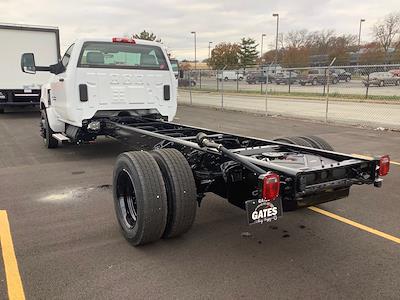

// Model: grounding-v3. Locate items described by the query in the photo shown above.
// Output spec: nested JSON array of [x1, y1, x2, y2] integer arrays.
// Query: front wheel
[[40, 110, 58, 148]]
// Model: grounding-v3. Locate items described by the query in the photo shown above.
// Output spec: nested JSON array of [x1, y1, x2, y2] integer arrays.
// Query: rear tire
[[273, 137, 313, 147], [0, 108, 4, 114], [274, 136, 334, 151], [41, 110, 58, 149], [151, 149, 197, 239], [304, 136, 335, 151], [113, 151, 168, 246]]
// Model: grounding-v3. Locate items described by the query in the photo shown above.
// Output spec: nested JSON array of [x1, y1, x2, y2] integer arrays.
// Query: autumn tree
[[373, 13, 400, 62], [133, 30, 161, 42], [208, 42, 240, 70]]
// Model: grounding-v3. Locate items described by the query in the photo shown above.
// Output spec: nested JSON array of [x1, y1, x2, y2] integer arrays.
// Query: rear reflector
[[112, 37, 136, 44], [262, 172, 280, 201], [379, 155, 390, 176]]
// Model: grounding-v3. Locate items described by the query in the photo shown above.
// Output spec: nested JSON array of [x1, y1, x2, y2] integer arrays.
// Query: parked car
[[299, 69, 339, 85], [389, 69, 400, 77], [274, 71, 298, 85], [363, 72, 400, 87], [178, 78, 196, 87], [217, 71, 244, 81], [246, 72, 267, 84], [331, 69, 351, 82]]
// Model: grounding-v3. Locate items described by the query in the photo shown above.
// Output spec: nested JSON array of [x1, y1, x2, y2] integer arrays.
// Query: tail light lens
[[379, 155, 390, 176], [112, 37, 136, 44], [262, 172, 280, 201]]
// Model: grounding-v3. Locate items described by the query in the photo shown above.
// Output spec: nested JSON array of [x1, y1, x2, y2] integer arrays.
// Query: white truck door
[[51, 44, 74, 121]]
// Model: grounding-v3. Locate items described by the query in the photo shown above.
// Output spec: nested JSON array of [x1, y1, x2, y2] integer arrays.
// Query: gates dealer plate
[[245, 198, 283, 225]]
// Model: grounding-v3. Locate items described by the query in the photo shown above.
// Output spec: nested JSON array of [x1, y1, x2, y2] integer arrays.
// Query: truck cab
[[21, 37, 177, 147]]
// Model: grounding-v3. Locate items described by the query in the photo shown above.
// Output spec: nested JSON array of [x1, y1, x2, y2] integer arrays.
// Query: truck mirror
[[21, 53, 36, 74]]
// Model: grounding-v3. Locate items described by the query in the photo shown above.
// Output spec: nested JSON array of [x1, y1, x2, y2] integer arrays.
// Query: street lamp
[[208, 41, 213, 60], [272, 13, 279, 64], [358, 19, 365, 51], [260, 33, 266, 59], [191, 31, 197, 70]]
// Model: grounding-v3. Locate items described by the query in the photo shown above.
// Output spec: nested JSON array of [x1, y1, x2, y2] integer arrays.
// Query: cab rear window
[[78, 42, 169, 71]]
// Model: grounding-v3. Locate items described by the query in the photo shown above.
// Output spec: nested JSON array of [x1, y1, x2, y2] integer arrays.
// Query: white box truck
[[0, 23, 60, 113]]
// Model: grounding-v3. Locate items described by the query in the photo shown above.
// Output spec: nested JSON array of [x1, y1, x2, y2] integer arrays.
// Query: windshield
[[78, 42, 169, 70]]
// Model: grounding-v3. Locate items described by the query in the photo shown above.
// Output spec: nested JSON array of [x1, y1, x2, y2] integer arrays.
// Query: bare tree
[[285, 29, 309, 48], [373, 13, 400, 56]]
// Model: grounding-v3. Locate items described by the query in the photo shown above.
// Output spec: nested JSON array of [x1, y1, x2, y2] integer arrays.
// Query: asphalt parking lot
[[195, 78, 400, 97], [0, 106, 399, 299]]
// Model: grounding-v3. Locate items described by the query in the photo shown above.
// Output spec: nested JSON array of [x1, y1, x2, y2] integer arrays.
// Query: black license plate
[[245, 198, 283, 225]]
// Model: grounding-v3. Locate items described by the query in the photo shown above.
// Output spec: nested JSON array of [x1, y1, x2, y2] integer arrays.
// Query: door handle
[[59, 78, 64, 82]]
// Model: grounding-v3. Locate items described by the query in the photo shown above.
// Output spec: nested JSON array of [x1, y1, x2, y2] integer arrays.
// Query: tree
[[208, 42, 240, 70], [373, 13, 400, 61], [133, 30, 161, 42], [238, 38, 259, 69], [285, 29, 309, 48]]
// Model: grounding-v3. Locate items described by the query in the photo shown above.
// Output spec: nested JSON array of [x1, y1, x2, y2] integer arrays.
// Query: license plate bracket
[[245, 197, 283, 225]]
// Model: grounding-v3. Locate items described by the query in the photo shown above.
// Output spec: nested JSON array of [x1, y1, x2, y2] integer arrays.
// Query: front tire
[[40, 110, 58, 148], [113, 151, 168, 246]]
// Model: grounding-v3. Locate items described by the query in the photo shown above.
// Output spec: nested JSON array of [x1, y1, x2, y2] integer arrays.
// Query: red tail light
[[112, 37, 136, 44], [262, 172, 280, 201], [379, 155, 390, 176]]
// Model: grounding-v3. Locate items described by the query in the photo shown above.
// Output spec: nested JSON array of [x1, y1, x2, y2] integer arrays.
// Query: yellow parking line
[[308, 206, 400, 245], [352, 153, 400, 166], [0, 210, 25, 300]]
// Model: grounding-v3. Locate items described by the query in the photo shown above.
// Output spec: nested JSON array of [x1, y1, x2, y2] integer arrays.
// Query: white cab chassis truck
[[22, 38, 389, 247], [22, 37, 176, 148], [0, 23, 60, 113]]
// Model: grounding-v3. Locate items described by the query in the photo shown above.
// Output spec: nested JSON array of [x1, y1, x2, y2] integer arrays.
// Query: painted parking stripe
[[308, 206, 400, 245], [0, 210, 25, 300], [352, 153, 400, 166]]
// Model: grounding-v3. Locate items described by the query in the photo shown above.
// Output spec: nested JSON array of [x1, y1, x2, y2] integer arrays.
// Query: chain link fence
[[178, 64, 400, 129]]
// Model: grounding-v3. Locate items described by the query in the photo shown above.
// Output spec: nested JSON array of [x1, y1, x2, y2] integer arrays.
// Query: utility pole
[[357, 19, 365, 63], [260, 33, 266, 58], [272, 13, 279, 64], [191, 31, 197, 70]]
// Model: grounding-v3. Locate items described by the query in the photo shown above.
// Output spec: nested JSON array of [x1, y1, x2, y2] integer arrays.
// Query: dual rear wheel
[[113, 149, 197, 246], [273, 135, 334, 151]]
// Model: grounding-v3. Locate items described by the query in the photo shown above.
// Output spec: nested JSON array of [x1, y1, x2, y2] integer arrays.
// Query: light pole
[[272, 13, 279, 64], [260, 33, 266, 59], [208, 41, 213, 60], [191, 31, 197, 70], [357, 19, 365, 65]]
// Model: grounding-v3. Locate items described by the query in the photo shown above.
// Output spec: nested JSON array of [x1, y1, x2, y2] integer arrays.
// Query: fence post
[[265, 65, 270, 116], [288, 70, 292, 93], [325, 57, 336, 123], [365, 73, 369, 99], [199, 70, 202, 89], [236, 71, 239, 92], [189, 69, 193, 105], [216, 70, 219, 92], [221, 70, 224, 110]]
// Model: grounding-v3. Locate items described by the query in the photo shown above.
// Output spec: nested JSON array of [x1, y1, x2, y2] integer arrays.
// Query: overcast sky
[[1, 0, 399, 60]]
